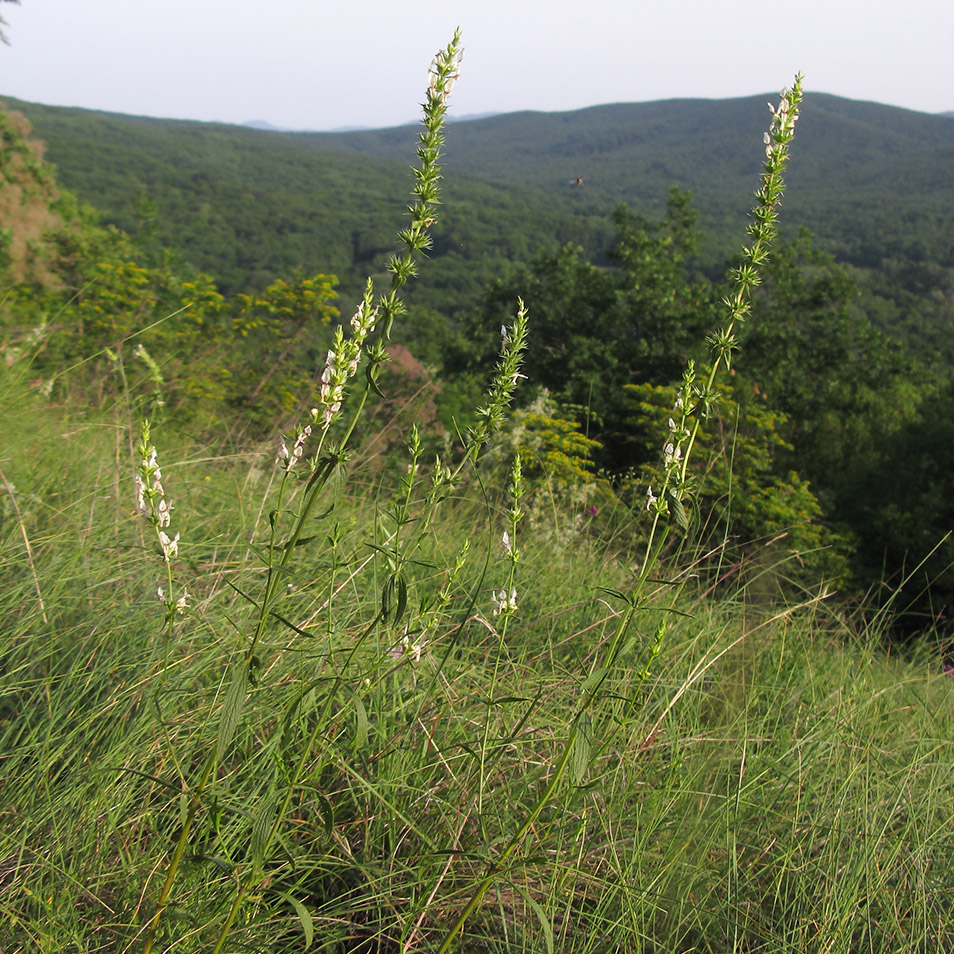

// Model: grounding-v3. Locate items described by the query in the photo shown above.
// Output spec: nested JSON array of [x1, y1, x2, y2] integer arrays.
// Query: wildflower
[[158, 530, 179, 562], [158, 584, 189, 614], [586, 504, 598, 517], [407, 634, 426, 662], [277, 424, 312, 472], [502, 530, 512, 553], [135, 422, 176, 535], [491, 587, 518, 616], [311, 283, 378, 433], [428, 43, 463, 106], [135, 475, 150, 517], [646, 486, 658, 511], [389, 627, 427, 662]]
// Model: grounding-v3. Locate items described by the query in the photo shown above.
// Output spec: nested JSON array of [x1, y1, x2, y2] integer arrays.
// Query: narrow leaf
[[571, 713, 592, 786], [513, 884, 554, 954], [353, 695, 370, 751], [216, 662, 248, 762], [274, 890, 314, 949], [394, 575, 408, 625], [251, 790, 276, 872]]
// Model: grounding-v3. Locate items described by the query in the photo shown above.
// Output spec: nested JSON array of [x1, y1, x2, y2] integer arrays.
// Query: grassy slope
[[2, 351, 954, 953]]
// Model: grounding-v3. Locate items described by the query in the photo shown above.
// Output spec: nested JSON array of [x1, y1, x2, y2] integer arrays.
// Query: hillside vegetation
[[7, 93, 954, 351], [3, 49, 954, 952]]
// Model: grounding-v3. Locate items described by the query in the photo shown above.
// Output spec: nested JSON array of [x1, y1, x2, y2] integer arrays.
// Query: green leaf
[[580, 667, 606, 695], [353, 695, 369, 751], [512, 883, 554, 954], [274, 890, 314, 949], [251, 790, 276, 872], [216, 662, 248, 762], [668, 491, 689, 530], [395, 575, 408, 625], [224, 577, 261, 609], [571, 713, 592, 786], [269, 610, 314, 640], [313, 790, 335, 839]]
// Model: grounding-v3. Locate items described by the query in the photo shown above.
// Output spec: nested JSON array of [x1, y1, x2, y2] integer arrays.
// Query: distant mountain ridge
[[2, 91, 952, 316]]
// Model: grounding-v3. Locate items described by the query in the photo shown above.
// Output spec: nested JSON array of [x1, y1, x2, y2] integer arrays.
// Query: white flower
[[135, 474, 149, 517], [646, 486, 658, 511], [156, 497, 172, 528], [491, 587, 518, 616], [502, 531, 512, 553], [175, 590, 189, 614], [159, 530, 179, 562], [390, 626, 426, 663]]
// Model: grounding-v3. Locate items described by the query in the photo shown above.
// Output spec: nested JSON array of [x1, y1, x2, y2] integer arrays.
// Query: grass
[[3, 36, 954, 954], [3, 363, 954, 952]]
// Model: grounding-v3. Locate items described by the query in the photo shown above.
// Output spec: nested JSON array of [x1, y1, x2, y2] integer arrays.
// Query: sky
[[1, 0, 952, 131]]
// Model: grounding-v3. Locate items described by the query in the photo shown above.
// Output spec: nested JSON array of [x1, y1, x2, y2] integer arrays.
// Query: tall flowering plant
[[139, 31, 479, 954], [641, 77, 803, 577], [134, 419, 187, 624], [436, 75, 804, 954]]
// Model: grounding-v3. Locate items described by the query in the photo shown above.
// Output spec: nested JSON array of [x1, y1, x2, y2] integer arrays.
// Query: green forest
[[4, 50, 954, 951]]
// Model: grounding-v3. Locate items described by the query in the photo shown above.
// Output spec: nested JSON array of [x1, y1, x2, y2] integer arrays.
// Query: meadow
[[2, 33, 954, 954]]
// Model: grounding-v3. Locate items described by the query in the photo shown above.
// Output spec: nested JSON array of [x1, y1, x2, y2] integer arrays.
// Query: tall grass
[[2, 33, 954, 954]]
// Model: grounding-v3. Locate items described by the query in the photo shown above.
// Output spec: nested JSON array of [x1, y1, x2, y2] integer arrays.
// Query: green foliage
[[506, 391, 603, 487], [465, 188, 716, 472], [624, 379, 849, 581], [10, 91, 954, 360]]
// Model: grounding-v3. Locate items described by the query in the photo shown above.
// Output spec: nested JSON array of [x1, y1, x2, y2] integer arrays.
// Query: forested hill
[[4, 92, 953, 322], [288, 93, 954, 282], [297, 92, 954, 266]]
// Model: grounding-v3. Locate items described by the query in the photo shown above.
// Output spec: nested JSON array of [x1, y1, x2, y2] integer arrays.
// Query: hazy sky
[[2, 0, 952, 130]]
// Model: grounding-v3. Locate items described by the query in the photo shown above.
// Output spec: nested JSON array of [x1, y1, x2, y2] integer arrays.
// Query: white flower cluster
[[646, 381, 695, 515], [389, 626, 427, 663], [274, 287, 377, 468], [135, 421, 189, 620], [428, 45, 463, 106], [491, 587, 518, 617], [157, 585, 189, 614], [317, 293, 378, 428], [135, 435, 180, 562], [767, 88, 799, 142], [276, 423, 313, 472]]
